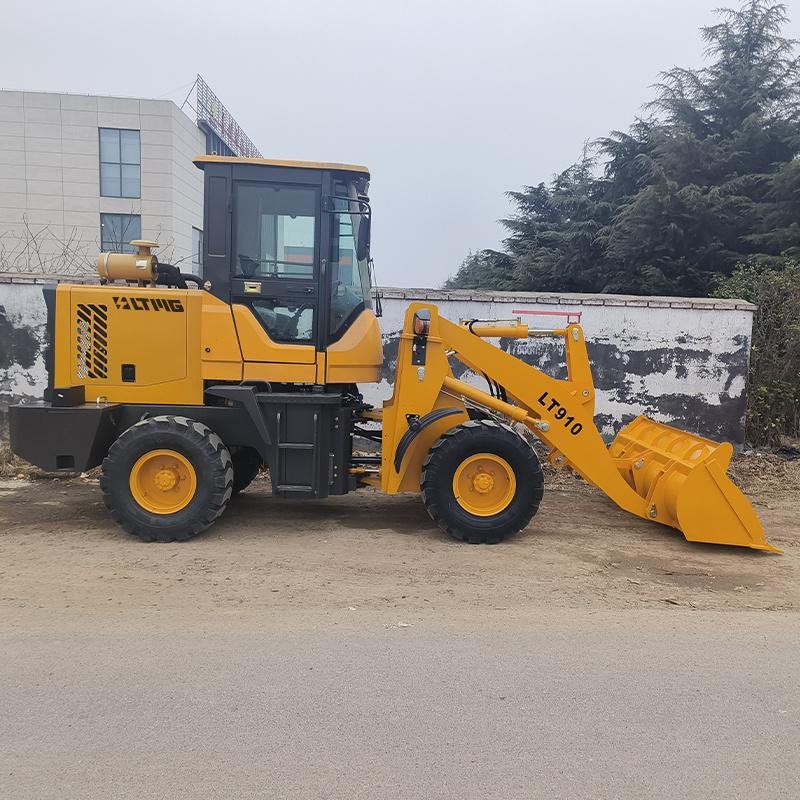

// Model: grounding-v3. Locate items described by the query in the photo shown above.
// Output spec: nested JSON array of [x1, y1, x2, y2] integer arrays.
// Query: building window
[[192, 227, 203, 274], [100, 213, 141, 253], [99, 128, 141, 198]]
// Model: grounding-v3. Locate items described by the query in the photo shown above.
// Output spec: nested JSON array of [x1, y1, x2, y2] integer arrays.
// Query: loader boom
[[382, 303, 777, 552]]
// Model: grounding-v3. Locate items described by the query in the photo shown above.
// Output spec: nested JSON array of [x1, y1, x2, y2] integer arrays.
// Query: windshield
[[328, 179, 373, 337]]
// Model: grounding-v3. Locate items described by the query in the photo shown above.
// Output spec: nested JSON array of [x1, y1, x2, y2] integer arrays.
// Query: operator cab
[[194, 156, 381, 384]]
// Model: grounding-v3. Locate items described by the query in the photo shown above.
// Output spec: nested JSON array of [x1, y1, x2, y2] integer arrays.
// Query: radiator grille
[[76, 303, 108, 380]]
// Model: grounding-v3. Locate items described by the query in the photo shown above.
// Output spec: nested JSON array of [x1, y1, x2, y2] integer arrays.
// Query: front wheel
[[100, 415, 234, 542], [421, 420, 544, 543]]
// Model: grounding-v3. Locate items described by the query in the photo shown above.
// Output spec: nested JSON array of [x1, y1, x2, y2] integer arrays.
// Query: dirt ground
[[0, 453, 797, 633]]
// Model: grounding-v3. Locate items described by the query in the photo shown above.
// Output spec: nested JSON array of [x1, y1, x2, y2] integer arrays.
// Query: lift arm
[[380, 303, 777, 552]]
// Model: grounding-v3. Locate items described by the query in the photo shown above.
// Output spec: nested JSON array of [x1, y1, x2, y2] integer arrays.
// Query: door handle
[[287, 286, 316, 295]]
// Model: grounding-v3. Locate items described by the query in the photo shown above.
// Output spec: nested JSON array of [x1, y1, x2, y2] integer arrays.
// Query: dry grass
[[0, 443, 31, 479], [0, 443, 66, 480], [729, 451, 800, 496]]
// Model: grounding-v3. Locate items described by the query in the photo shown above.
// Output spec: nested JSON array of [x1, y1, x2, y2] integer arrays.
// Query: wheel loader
[[8, 155, 778, 552]]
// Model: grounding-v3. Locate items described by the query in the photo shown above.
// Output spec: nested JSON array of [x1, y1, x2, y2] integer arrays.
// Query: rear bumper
[[9, 402, 122, 472]]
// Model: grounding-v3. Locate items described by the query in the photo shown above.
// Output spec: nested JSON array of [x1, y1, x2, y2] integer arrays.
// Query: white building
[[0, 78, 258, 277]]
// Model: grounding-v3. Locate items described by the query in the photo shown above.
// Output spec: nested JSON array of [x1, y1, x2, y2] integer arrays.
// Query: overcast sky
[[3, 0, 798, 287]]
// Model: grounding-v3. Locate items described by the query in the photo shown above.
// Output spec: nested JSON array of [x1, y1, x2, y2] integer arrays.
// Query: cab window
[[329, 200, 371, 337], [250, 299, 314, 343], [234, 184, 316, 279]]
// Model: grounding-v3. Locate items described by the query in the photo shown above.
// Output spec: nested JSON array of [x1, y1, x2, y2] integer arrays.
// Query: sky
[[2, 0, 799, 288]]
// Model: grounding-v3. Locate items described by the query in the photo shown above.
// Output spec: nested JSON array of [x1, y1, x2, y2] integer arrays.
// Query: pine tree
[[446, 1, 800, 296]]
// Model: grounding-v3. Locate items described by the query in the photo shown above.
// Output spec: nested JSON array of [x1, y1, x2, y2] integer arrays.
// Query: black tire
[[421, 419, 544, 544], [230, 446, 263, 495], [100, 415, 233, 542]]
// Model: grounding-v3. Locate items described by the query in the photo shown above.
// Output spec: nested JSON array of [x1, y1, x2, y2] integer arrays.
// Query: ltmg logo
[[112, 296, 184, 312]]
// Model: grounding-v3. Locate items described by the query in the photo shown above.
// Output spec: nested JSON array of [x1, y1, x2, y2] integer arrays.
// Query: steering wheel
[[238, 254, 259, 278]]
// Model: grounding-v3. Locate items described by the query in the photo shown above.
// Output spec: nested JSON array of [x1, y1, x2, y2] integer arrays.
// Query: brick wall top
[[0, 273, 100, 285], [378, 287, 756, 312], [0, 274, 757, 312]]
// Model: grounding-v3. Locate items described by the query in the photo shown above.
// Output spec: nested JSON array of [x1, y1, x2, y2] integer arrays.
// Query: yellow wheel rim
[[452, 453, 517, 517], [129, 449, 197, 515]]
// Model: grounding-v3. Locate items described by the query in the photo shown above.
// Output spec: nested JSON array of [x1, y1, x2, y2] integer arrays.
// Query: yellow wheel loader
[[9, 156, 778, 552]]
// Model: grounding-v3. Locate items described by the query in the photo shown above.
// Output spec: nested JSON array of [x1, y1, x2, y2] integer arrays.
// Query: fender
[[393, 407, 463, 473]]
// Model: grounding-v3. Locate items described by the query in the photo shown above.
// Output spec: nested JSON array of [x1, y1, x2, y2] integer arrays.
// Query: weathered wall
[[0, 280, 48, 434], [368, 289, 755, 446], [0, 281, 755, 445]]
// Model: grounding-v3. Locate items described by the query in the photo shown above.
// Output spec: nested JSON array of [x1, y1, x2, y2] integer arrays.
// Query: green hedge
[[716, 262, 800, 446]]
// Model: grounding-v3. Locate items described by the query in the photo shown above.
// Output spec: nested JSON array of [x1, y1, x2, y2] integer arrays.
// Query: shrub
[[716, 262, 800, 446]]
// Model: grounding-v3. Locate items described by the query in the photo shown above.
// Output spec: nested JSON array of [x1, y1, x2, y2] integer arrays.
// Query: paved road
[[2, 612, 798, 800]]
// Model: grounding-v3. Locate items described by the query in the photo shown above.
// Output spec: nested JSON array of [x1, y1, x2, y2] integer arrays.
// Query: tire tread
[[100, 415, 233, 542]]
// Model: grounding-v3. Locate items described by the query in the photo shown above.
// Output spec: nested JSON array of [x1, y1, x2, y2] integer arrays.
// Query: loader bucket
[[609, 416, 779, 552]]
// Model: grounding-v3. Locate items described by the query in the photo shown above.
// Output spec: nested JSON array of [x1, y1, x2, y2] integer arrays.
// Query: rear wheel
[[100, 416, 233, 542], [421, 420, 544, 543]]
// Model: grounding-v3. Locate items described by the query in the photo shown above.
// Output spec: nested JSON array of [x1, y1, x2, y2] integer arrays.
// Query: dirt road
[[1, 464, 799, 799], [0, 458, 797, 632]]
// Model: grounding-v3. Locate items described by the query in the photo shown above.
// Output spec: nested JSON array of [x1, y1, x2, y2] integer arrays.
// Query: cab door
[[230, 181, 320, 372]]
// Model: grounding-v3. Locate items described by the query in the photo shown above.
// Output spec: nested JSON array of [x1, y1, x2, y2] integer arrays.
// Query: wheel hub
[[452, 453, 517, 517], [154, 468, 178, 491], [129, 449, 197, 515], [473, 472, 495, 494]]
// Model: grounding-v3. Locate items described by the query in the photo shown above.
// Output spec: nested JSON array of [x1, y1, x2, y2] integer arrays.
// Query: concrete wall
[[369, 289, 755, 446], [0, 91, 205, 276], [0, 282, 48, 429], [0, 281, 755, 446]]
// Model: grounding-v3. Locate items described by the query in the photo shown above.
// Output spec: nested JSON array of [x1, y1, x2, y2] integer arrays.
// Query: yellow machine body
[[55, 284, 203, 405], [53, 281, 773, 551], [53, 282, 383, 404], [380, 303, 777, 552], [326, 310, 385, 384]]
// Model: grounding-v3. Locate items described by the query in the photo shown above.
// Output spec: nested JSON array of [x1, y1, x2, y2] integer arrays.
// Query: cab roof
[[194, 155, 370, 176]]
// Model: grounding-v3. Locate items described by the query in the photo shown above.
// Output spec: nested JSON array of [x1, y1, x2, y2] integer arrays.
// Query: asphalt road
[[2, 612, 798, 800]]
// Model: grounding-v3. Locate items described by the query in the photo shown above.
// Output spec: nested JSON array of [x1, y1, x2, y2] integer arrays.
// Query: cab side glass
[[234, 184, 316, 279], [329, 210, 367, 336]]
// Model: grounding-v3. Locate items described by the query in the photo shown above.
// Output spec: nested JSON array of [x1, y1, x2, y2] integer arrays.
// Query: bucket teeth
[[610, 416, 779, 552]]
